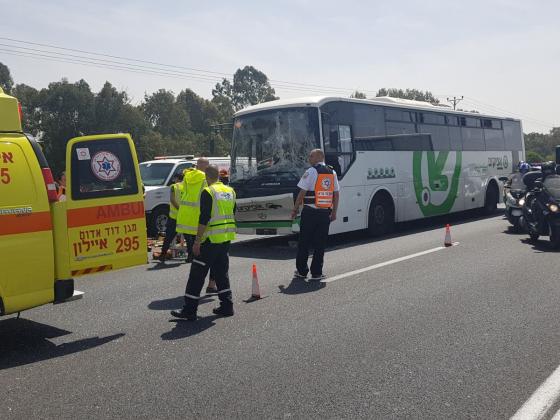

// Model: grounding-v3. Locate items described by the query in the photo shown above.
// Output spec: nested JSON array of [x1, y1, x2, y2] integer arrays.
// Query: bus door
[[62, 134, 147, 277]]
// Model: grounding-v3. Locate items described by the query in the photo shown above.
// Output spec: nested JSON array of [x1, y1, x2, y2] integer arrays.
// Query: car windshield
[[230, 107, 320, 183], [139, 162, 174, 186]]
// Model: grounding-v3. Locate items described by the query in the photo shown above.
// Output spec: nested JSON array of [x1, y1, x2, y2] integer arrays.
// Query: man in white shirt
[[290, 149, 340, 280]]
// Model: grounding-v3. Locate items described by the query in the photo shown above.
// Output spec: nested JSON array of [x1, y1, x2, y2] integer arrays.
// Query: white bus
[[229, 96, 524, 236]]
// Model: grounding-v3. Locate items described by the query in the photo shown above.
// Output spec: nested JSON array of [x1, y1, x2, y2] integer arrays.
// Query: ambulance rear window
[[70, 138, 138, 200]]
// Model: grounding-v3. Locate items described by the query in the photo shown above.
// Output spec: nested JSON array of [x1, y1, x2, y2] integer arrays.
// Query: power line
[[463, 96, 556, 128], [0, 36, 373, 94], [0, 36, 232, 77], [1, 36, 555, 129], [0, 48, 357, 96], [435, 94, 556, 129]]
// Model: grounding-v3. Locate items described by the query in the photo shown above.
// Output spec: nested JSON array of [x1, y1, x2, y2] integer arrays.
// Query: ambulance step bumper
[[64, 290, 84, 302], [54, 289, 84, 304], [53, 279, 83, 304]]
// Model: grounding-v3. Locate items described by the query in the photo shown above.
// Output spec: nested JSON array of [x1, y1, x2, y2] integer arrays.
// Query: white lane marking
[[321, 243, 459, 283], [511, 364, 560, 420]]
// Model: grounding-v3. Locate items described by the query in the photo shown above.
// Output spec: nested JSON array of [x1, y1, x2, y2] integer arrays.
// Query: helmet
[[518, 161, 531, 174]]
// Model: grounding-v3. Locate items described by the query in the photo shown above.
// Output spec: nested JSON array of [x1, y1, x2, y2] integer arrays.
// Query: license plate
[[512, 209, 522, 216]]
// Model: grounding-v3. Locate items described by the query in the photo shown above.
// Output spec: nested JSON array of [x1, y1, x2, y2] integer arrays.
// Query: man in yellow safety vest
[[171, 165, 236, 320], [176, 157, 217, 293], [158, 172, 184, 262]]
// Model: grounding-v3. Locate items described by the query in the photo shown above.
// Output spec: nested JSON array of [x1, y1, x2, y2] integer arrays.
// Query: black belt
[[303, 205, 331, 213]]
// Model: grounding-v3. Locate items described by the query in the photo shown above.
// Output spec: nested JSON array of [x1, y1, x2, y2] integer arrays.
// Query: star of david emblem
[[97, 156, 116, 176]]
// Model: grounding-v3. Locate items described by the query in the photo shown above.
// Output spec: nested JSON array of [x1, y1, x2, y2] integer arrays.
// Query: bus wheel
[[483, 182, 498, 215], [367, 193, 395, 237]]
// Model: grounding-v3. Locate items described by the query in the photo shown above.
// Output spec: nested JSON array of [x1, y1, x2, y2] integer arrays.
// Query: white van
[[139, 155, 230, 235]]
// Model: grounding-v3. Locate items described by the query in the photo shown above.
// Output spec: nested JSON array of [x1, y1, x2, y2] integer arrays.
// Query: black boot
[[212, 306, 234, 317], [170, 309, 197, 321]]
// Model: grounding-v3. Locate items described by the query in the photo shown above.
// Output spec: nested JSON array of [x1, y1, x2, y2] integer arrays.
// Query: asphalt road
[[2, 207, 560, 419]]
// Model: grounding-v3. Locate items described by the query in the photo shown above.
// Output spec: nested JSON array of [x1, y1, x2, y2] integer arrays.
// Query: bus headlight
[[518, 198, 526, 206], [549, 203, 559, 213]]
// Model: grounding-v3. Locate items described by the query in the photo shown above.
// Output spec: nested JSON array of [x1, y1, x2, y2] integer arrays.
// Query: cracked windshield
[[231, 108, 319, 184]]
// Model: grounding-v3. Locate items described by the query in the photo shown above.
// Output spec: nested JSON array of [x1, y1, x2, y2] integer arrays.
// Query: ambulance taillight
[[26, 136, 59, 203], [41, 168, 59, 202], [17, 101, 23, 123]]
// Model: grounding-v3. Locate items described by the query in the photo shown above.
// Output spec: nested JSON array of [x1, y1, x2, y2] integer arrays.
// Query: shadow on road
[[161, 315, 219, 340], [278, 278, 325, 295], [0, 318, 124, 370], [229, 240, 294, 260], [146, 262, 184, 271], [148, 296, 214, 310], [502, 227, 524, 235], [520, 237, 559, 253], [231, 209, 506, 261]]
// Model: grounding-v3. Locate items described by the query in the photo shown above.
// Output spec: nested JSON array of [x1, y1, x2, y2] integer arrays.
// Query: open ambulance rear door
[[53, 134, 147, 279]]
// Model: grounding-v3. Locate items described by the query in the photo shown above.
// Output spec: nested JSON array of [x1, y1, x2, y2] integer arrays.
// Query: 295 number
[[116, 236, 140, 253]]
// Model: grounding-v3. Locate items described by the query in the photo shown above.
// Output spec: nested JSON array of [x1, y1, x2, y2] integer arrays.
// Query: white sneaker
[[293, 270, 307, 279], [309, 274, 326, 281]]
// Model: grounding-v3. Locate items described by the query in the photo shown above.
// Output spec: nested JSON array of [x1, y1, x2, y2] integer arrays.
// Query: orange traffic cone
[[444, 224, 452, 247], [251, 263, 261, 299]]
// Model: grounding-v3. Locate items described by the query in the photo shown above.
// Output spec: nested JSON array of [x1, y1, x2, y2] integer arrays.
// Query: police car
[[0, 88, 147, 316], [140, 155, 230, 236]]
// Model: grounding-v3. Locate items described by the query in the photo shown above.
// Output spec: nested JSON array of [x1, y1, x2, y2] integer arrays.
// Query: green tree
[[524, 128, 560, 162], [0, 62, 13, 93], [93, 81, 129, 134], [39, 78, 96, 174], [350, 91, 367, 99], [213, 65, 277, 111], [526, 150, 544, 163], [211, 94, 234, 122], [142, 89, 190, 138], [176, 88, 214, 134], [12, 83, 41, 136], [376, 88, 440, 104]]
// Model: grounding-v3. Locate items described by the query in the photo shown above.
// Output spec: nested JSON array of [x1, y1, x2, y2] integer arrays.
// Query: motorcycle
[[521, 170, 560, 248], [500, 174, 526, 230]]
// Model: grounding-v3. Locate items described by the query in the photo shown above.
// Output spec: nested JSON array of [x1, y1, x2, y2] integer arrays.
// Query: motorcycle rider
[[506, 161, 531, 189], [503, 161, 532, 229]]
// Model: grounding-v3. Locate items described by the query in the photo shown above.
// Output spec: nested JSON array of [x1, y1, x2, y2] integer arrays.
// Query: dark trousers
[[183, 241, 232, 315], [161, 217, 177, 255], [185, 234, 215, 280], [185, 234, 195, 257], [296, 206, 331, 277]]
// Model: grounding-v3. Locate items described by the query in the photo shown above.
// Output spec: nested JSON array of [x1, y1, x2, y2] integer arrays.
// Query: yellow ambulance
[[0, 88, 147, 316]]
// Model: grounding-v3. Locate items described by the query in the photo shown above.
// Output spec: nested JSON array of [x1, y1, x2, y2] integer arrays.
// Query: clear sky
[[1, 0, 558, 133]]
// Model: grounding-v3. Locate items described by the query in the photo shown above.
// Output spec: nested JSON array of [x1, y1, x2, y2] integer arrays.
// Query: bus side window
[[324, 125, 353, 177]]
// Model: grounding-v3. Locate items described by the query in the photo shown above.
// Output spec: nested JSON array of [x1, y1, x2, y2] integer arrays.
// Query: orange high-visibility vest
[[304, 165, 335, 209]]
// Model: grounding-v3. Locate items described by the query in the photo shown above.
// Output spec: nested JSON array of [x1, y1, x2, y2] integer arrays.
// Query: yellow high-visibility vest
[[176, 169, 207, 235], [204, 182, 236, 243], [168, 182, 184, 220]]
